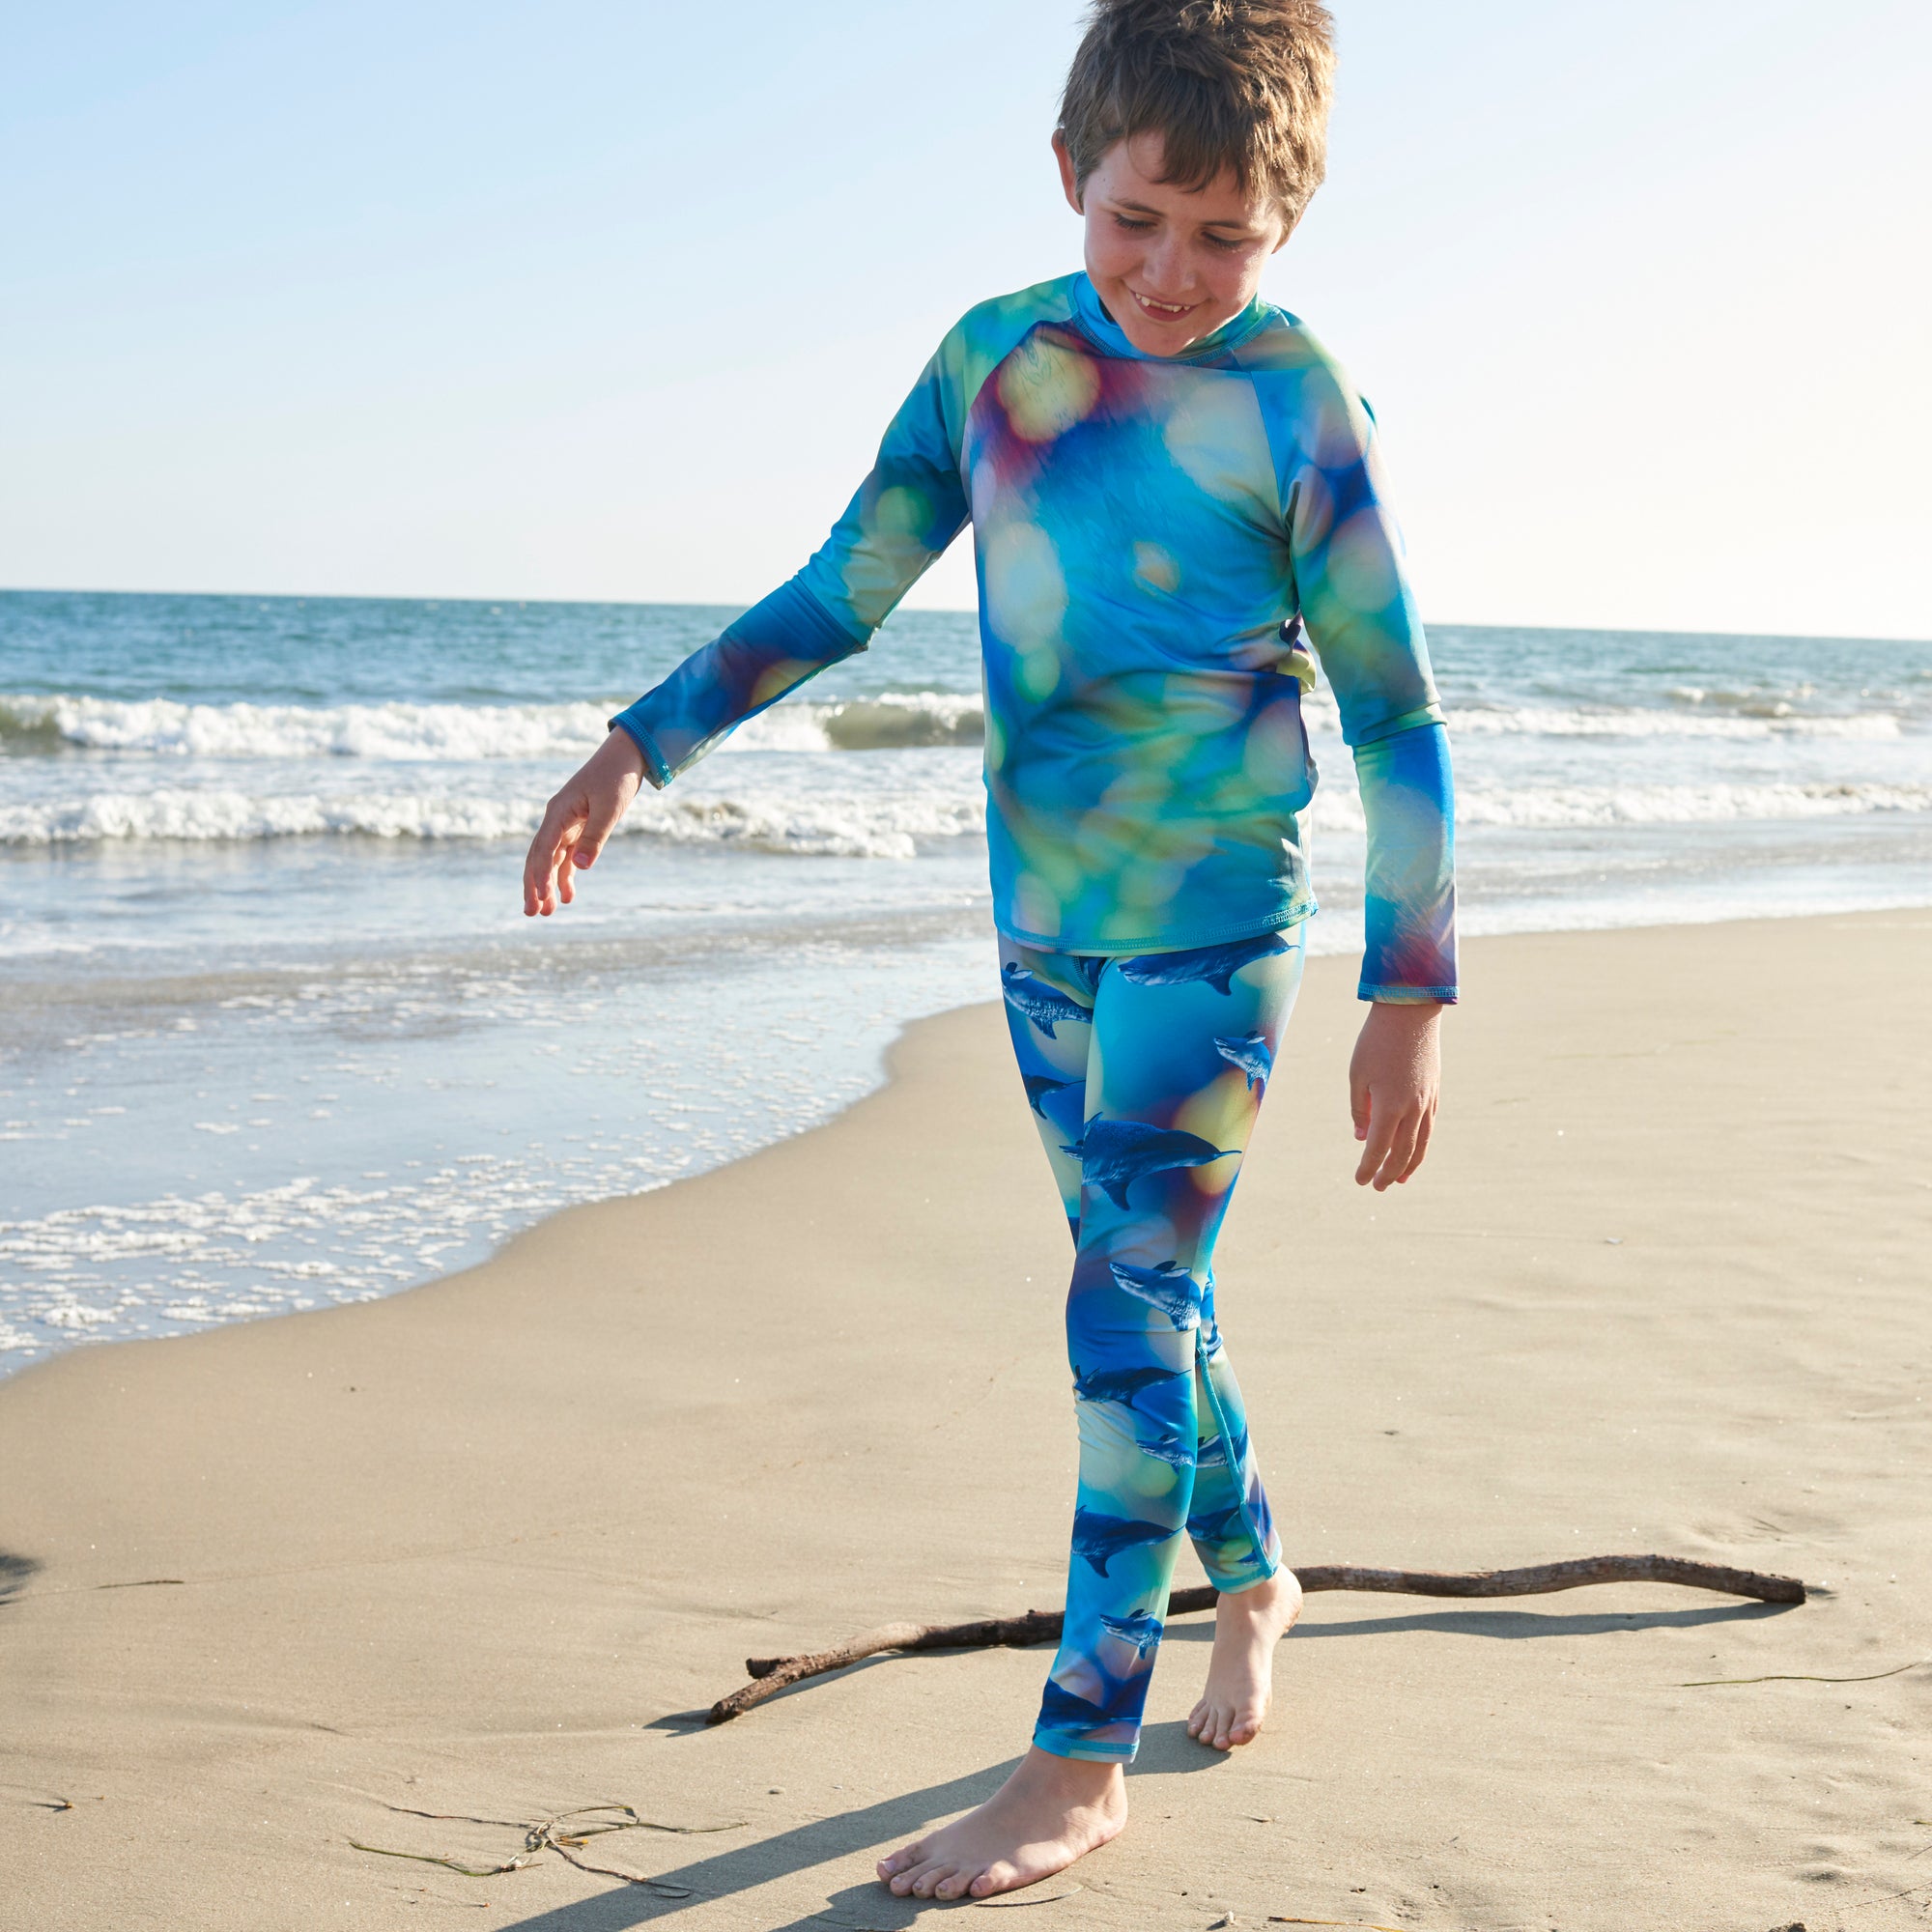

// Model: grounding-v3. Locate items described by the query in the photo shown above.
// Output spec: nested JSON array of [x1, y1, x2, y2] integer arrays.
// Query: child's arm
[[521, 344, 972, 916], [1283, 374, 1456, 1189], [609, 352, 969, 788]]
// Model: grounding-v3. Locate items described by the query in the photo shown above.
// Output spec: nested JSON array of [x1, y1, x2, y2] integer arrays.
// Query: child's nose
[[1142, 235, 1195, 294]]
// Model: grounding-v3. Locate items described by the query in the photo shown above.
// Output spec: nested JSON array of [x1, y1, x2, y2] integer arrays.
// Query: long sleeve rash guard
[[612, 272, 1457, 1001]]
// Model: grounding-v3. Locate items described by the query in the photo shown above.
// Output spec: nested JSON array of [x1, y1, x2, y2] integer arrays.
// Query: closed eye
[[1111, 213, 1157, 233]]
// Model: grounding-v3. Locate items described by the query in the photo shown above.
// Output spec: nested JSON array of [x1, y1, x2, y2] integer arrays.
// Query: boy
[[523, 0, 1454, 1901]]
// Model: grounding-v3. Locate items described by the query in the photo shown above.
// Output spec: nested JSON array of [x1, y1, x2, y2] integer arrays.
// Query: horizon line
[[0, 583, 1927, 651]]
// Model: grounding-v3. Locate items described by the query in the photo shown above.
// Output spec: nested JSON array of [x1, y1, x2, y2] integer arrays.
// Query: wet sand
[[4, 912, 1930, 1930]]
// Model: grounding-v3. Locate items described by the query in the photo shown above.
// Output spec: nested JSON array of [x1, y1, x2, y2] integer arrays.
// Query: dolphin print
[[1022, 1072, 1081, 1119], [1071, 1360, 1186, 1410], [1195, 1427, 1250, 1473], [1038, 1679, 1118, 1732], [1213, 1030, 1273, 1091], [1137, 1430, 1197, 1469], [1070, 1506, 1176, 1577], [1115, 931, 1289, 995], [1098, 1609, 1164, 1655], [1108, 1258, 1204, 1328], [1001, 962, 1090, 1039], [1185, 1502, 1247, 1545], [1062, 1119, 1236, 1208]]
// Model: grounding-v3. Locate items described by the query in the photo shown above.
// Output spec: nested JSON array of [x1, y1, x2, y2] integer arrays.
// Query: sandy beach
[[4, 911, 1930, 1930]]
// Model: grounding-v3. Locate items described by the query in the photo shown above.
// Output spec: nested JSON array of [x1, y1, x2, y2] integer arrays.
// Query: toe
[[878, 1840, 925, 1879], [972, 1861, 1022, 1898], [890, 1860, 937, 1897], [911, 1861, 955, 1899]]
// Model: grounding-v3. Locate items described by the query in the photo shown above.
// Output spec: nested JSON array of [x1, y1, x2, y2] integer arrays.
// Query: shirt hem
[[994, 898, 1316, 958]]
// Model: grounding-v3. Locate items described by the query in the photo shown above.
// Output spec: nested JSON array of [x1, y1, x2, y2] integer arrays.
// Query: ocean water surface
[[3, 589, 1929, 1374]]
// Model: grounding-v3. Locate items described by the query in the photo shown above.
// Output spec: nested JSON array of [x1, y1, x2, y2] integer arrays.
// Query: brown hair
[[1058, 0, 1336, 228]]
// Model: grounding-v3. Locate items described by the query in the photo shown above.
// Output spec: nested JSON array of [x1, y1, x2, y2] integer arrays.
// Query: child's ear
[[1052, 130, 1083, 213]]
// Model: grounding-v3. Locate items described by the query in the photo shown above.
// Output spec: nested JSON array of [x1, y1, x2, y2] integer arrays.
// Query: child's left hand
[[1349, 1002, 1443, 1190]]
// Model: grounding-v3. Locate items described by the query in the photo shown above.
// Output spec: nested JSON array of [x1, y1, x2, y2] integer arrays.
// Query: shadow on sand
[[442, 1598, 1803, 1928], [448, 1721, 1227, 1931], [479, 1758, 1010, 1932], [0, 1552, 40, 1608], [1267, 1600, 1793, 1641]]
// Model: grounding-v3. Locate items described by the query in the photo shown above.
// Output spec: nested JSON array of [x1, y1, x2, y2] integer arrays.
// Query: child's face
[[1056, 130, 1291, 357]]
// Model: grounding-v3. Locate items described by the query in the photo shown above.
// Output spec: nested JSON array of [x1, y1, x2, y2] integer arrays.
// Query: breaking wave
[[7, 686, 1911, 763], [0, 690, 986, 759], [1314, 780, 1932, 835], [0, 783, 987, 858], [4, 776, 1927, 854], [1440, 704, 1902, 741]]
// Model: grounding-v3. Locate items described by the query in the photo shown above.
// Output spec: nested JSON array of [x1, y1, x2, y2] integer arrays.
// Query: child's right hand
[[522, 728, 649, 917]]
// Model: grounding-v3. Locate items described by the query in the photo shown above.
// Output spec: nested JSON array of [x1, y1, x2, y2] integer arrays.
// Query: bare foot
[[875, 1746, 1127, 1900], [1186, 1567, 1302, 1750]]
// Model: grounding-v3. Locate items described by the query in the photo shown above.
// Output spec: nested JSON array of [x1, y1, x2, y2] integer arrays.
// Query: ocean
[[3, 588, 1929, 1377]]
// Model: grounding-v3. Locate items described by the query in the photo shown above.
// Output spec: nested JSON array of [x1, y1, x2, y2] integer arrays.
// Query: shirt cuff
[[608, 711, 672, 790]]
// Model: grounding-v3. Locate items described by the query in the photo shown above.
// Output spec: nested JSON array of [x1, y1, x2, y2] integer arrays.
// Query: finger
[[554, 821, 582, 904], [535, 796, 588, 915], [1397, 1106, 1435, 1183], [522, 804, 564, 916], [523, 811, 564, 917], [1350, 1070, 1372, 1143], [521, 814, 553, 915], [1354, 1101, 1395, 1185], [572, 787, 625, 871], [1371, 1109, 1421, 1192], [532, 818, 566, 916]]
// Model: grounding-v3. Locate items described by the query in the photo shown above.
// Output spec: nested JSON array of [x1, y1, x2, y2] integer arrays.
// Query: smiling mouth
[[1129, 289, 1198, 318]]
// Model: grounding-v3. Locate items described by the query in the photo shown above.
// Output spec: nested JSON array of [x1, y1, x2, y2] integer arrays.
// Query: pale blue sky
[[5, 1, 1927, 636]]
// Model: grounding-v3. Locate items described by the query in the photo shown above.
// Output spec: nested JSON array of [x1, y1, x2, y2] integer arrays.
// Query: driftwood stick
[[708, 1553, 1803, 1724]]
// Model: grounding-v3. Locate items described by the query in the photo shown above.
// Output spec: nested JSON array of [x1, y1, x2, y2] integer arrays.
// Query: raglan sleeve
[[609, 336, 971, 787], [1283, 371, 1458, 1004]]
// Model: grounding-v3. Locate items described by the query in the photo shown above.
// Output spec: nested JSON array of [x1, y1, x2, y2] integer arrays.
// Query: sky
[[4, 0, 1928, 638]]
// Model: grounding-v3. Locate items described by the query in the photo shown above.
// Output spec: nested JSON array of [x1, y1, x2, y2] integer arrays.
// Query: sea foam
[[4, 686, 1905, 763], [0, 782, 987, 856], [0, 690, 986, 760], [5, 775, 1926, 851]]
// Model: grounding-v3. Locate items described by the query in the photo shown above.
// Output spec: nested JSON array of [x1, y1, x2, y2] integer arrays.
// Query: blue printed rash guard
[[612, 271, 1457, 1002]]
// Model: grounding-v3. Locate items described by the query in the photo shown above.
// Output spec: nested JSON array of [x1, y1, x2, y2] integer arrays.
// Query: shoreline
[[11, 889, 1932, 1382], [4, 911, 1932, 1928]]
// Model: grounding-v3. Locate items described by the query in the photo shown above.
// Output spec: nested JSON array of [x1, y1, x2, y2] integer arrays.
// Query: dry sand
[[3, 912, 1930, 1931]]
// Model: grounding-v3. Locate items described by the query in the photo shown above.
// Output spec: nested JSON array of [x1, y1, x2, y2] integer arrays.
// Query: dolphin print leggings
[[999, 923, 1307, 1763]]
